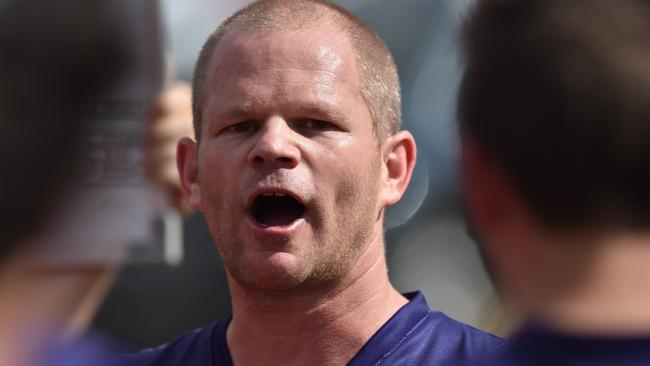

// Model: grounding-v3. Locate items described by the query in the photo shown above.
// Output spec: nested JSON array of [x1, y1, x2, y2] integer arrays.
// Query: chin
[[230, 252, 313, 292]]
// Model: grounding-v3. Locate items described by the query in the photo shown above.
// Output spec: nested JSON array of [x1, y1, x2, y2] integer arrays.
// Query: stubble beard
[[205, 177, 380, 298]]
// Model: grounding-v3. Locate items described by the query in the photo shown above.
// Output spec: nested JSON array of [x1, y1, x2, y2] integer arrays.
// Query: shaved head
[[192, 0, 400, 142]]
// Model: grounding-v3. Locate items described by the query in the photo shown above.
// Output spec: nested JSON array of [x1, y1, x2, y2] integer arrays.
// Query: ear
[[177, 137, 203, 211], [379, 130, 417, 207]]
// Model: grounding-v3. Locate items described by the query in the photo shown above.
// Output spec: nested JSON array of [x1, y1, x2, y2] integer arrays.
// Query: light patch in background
[[404, 0, 468, 204], [449, 0, 475, 18], [389, 215, 498, 329], [161, 0, 254, 80]]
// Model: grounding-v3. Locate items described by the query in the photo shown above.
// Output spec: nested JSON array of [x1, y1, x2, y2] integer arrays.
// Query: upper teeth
[[263, 193, 286, 197]]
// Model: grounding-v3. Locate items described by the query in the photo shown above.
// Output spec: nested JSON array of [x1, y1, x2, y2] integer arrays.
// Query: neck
[[0, 247, 114, 366], [522, 231, 650, 336], [227, 226, 407, 366]]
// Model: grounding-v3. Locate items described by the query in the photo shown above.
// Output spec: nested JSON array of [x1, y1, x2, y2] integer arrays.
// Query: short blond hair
[[192, 0, 400, 142]]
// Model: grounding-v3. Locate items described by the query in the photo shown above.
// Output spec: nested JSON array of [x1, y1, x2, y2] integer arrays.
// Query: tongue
[[258, 206, 301, 227]]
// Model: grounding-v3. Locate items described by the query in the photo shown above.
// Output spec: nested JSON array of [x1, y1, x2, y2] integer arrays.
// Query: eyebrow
[[297, 103, 348, 123], [215, 100, 348, 123], [211, 101, 252, 122]]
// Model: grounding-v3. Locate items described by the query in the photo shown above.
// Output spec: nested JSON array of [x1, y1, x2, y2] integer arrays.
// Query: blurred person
[[144, 81, 195, 215], [459, 0, 650, 364], [0, 1, 191, 365], [118, 0, 506, 365]]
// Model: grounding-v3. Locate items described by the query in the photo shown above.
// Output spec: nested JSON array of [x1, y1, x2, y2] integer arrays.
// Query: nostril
[[277, 156, 294, 164], [253, 156, 264, 164]]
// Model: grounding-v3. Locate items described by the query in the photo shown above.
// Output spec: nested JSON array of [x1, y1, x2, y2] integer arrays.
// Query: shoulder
[[429, 311, 508, 355], [113, 319, 231, 366], [388, 310, 508, 364], [350, 292, 509, 365]]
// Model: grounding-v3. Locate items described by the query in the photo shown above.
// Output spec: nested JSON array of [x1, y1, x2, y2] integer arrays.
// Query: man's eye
[[227, 121, 255, 133], [301, 119, 333, 130]]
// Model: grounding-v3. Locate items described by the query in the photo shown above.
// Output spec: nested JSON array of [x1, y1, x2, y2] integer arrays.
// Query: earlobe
[[381, 131, 417, 207], [177, 137, 203, 211]]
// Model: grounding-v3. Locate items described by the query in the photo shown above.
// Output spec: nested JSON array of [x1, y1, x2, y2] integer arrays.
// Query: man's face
[[191, 25, 384, 293]]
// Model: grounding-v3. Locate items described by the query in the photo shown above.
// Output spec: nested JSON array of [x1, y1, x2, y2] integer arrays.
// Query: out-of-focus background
[[92, 0, 511, 349]]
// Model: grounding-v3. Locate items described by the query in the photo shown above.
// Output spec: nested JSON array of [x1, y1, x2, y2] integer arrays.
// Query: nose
[[247, 116, 300, 169]]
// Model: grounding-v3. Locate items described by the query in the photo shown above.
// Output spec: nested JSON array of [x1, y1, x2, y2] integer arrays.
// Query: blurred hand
[[144, 81, 194, 214]]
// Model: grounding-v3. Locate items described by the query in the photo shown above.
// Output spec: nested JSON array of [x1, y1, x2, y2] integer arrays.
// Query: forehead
[[202, 25, 365, 119]]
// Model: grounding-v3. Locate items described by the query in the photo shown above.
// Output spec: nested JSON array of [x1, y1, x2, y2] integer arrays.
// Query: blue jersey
[[38, 332, 121, 366], [116, 292, 506, 366], [478, 326, 650, 366]]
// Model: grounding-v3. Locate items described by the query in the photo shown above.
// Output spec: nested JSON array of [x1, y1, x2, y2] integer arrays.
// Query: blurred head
[[459, 0, 650, 308], [178, 0, 415, 294], [0, 0, 122, 262]]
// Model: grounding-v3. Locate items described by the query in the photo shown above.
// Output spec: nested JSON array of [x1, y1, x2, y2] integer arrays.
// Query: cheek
[[327, 148, 381, 209], [324, 154, 381, 253], [197, 153, 233, 209]]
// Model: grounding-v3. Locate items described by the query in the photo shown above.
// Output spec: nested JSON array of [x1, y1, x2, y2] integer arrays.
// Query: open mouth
[[249, 193, 306, 227]]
